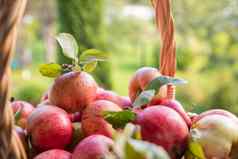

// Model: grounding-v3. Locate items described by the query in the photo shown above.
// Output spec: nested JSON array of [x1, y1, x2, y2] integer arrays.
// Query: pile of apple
[[12, 33, 238, 159]]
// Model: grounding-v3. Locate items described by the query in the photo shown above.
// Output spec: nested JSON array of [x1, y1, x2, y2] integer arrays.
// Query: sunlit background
[[12, 0, 238, 114]]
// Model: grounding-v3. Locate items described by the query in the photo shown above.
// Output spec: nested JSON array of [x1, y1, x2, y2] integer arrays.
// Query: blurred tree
[[57, 0, 112, 88]]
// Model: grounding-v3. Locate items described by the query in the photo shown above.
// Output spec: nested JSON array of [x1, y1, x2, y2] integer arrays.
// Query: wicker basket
[[0, 0, 176, 158]]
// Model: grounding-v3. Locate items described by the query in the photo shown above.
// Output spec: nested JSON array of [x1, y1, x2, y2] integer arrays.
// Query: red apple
[[68, 112, 82, 122], [27, 105, 73, 151], [72, 135, 114, 159], [34, 149, 71, 159], [136, 106, 189, 159], [189, 110, 238, 159], [37, 99, 51, 107], [82, 100, 122, 138], [49, 71, 98, 113], [116, 96, 132, 109], [150, 99, 191, 127], [96, 88, 118, 105], [96, 88, 132, 109], [11, 101, 34, 128], [129, 67, 167, 103]]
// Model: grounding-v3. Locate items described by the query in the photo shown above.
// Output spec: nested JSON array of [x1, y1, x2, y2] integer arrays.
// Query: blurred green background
[[12, 0, 238, 114]]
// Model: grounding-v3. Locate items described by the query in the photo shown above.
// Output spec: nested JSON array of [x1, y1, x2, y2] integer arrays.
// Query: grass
[[110, 45, 157, 96]]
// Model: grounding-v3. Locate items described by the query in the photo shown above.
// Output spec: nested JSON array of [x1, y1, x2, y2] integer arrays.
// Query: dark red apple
[[82, 100, 122, 138], [34, 149, 71, 159], [136, 106, 189, 159], [27, 105, 73, 151], [68, 112, 82, 122], [150, 99, 191, 127], [129, 67, 167, 103], [11, 100, 34, 128], [49, 71, 98, 112], [72, 135, 114, 159]]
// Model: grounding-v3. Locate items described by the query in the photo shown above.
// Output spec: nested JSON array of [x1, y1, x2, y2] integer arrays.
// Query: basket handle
[[0, 0, 27, 159], [152, 0, 176, 99]]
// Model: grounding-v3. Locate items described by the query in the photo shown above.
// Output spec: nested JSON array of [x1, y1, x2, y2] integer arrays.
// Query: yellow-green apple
[[82, 100, 122, 138], [189, 109, 238, 159], [49, 71, 98, 113]]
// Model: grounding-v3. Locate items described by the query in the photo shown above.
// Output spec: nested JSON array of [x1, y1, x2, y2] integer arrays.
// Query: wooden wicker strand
[[152, 0, 176, 99], [0, 0, 27, 159]]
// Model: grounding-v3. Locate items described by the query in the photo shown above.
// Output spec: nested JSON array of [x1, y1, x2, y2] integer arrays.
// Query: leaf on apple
[[125, 140, 145, 159], [79, 49, 109, 63], [56, 33, 79, 60], [131, 126, 141, 140], [132, 90, 155, 108], [146, 76, 187, 92], [14, 105, 23, 122], [126, 139, 170, 159], [67, 123, 85, 150], [83, 61, 97, 73], [39, 63, 62, 78], [186, 140, 206, 159], [103, 110, 136, 129]]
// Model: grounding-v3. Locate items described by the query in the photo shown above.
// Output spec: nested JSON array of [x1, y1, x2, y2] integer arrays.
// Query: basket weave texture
[[0, 0, 27, 159], [0, 0, 175, 158]]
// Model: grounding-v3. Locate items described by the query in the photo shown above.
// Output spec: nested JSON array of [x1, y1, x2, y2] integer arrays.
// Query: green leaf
[[188, 141, 206, 159], [184, 150, 195, 159], [79, 49, 109, 63], [56, 33, 79, 60], [112, 124, 143, 158], [132, 90, 155, 108], [125, 140, 145, 159], [103, 110, 136, 129], [146, 76, 187, 92], [111, 123, 169, 159], [132, 126, 141, 140], [39, 63, 62, 78], [126, 139, 170, 159], [67, 123, 85, 150], [14, 106, 23, 123], [83, 61, 97, 72]]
